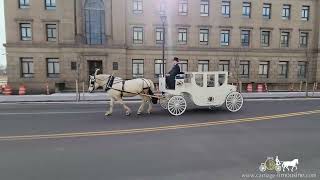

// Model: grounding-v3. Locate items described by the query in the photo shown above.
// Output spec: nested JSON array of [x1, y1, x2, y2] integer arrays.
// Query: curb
[[1, 96, 320, 104]]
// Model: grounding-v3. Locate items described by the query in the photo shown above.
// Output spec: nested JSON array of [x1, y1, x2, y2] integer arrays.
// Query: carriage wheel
[[159, 96, 170, 109], [167, 96, 187, 116], [225, 92, 243, 112]]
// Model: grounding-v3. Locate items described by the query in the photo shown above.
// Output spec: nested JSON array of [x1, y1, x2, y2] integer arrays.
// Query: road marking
[[0, 111, 106, 115], [245, 98, 320, 101], [0, 98, 319, 105], [0, 109, 319, 141]]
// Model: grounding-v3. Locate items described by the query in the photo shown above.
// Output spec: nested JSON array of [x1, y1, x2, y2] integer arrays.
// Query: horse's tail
[[146, 79, 158, 104]]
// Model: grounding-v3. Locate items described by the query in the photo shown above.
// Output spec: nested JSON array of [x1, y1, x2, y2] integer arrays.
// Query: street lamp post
[[160, 14, 167, 77]]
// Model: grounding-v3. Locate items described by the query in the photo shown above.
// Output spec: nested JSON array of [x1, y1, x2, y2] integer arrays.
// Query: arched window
[[84, 0, 105, 45]]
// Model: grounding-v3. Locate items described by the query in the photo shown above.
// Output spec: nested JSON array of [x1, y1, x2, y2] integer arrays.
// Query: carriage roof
[[184, 71, 228, 74]]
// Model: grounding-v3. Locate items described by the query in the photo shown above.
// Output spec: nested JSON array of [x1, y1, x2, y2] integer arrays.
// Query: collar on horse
[[105, 75, 115, 92]]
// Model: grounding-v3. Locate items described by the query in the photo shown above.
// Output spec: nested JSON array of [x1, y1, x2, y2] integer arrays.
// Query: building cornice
[[299, 28, 312, 31], [197, 25, 213, 28], [219, 25, 233, 29], [14, 18, 33, 22], [4, 43, 319, 54], [41, 19, 60, 23], [260, 27, 274, 30], [175, 24, 191, 27], [279, 28, 293, 31], [239, 26, 253, 30]]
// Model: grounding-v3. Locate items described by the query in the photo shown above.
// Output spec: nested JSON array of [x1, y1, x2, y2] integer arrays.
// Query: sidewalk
[[0, 92, 320, 103]]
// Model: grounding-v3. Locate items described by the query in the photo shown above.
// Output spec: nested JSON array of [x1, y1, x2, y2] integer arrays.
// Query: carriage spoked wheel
[[225, 92, 243, 112], [159, 96, 170, 109], [167, 96, 187, 116]]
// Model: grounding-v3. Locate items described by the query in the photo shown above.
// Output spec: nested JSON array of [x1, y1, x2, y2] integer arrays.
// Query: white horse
[[282, 159, 299, 172], [88, 69, 156, 116]]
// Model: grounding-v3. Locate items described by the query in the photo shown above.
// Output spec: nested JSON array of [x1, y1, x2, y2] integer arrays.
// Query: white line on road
[[245, 98, 320, 101], [0, 111, 106, 116], [0, 98, 319, 106]]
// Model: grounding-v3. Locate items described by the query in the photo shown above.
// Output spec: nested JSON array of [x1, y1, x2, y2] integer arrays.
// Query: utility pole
[[160, 13, 167, 77]]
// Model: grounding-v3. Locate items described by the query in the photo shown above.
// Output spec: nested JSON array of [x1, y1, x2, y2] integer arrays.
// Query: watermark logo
[[259, 156, 299, 173]]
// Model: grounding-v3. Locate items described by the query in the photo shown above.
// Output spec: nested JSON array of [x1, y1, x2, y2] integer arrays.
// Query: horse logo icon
[[259, 156, 299, 173], [282, 159, 299, 172]]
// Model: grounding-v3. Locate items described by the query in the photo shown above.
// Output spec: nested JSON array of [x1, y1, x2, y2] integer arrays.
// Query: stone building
[[3, 0, 320, 93]]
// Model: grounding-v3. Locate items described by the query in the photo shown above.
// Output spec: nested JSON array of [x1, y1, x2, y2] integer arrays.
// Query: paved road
[[0, 99, 319, 180]]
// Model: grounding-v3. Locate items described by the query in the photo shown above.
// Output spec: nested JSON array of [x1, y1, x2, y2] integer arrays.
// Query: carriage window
[[207, 74, 215, 87], [218, 74, 226, 86], [184, 74, 192, 83], [195, 74, 204, 87]]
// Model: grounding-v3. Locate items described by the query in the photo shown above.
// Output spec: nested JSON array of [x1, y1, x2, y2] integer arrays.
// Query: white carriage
[[158, 71, 244, 116]]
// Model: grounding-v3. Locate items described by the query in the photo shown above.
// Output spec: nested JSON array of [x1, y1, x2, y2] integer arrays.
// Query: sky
[[0, 0, 6, 67]]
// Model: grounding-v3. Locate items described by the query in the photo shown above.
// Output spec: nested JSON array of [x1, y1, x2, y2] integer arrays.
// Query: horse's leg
[[137, 95, 145, 115], [147, 97, 152, 114], [116, 97, 131, 116], [105, 97, 114, 116]]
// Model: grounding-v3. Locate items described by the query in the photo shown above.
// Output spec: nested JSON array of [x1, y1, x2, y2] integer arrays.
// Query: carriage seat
[[175, 72, 185, 79]]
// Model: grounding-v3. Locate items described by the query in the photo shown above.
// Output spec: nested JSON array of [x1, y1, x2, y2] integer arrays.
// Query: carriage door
[[88, 61, 103, 76]]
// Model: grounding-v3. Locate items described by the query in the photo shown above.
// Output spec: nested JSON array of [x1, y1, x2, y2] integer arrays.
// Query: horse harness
[[104, 75, 153, 98]]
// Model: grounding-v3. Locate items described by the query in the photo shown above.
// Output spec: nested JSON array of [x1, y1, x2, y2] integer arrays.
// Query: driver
[[166, 57, 181, 89]]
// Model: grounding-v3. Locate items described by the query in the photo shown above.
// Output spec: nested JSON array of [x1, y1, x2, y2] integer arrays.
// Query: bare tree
[[304, 48, 312, 97], [232, 47, 241, 91]]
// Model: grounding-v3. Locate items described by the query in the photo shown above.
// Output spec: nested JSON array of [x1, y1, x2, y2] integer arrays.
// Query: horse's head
[[88, 69, 102, 93]]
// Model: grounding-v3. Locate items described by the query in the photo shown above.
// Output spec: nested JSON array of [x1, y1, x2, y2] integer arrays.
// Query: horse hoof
[[126, 112, 131, 116], [105, 112, 112, 116], [137, 112, 141, 115]]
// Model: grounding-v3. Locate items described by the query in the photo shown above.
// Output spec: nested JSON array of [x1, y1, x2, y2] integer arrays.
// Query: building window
[[241, 30, 250, 47], [156, 27, 164, 44], [298, 62, 306, 78], [278, 61, 288, 78], [301, 6, 310, 21], [200, 0, 209, 16], [133, 0, 143, 14], [198, 60, 209, 72], [280, 32, 290, 48], [178, 28, 187, 44], [19, 0, 29, 8], [239, 61, 249, 78], [133, 27, 143, 44], [20, 23, 32, 41], [199, 29, 209, 45], [220, 30, 230, 46], [46, 24, 57, 42], [47, 58, 60, 78], [71, 62, 77, 70], [178, 0, 188, 16], [259, 61, 269, 78], [221, 1, 230, 17], [242, 2, 251, 17], [219, 60, 229, 72], [178, 60, 188, 72], [132, 59, 144, 78], [261, 31, 270, 47], [262, 3, 271, 19], [45, 0, 56, 10], [282, 4, 291, 20], [300, 32, 309, 48], [84, 0, 105, 45], [113, 62, 118, 70], [155, 59, 166, 77], [21, 58, 34, 78]]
